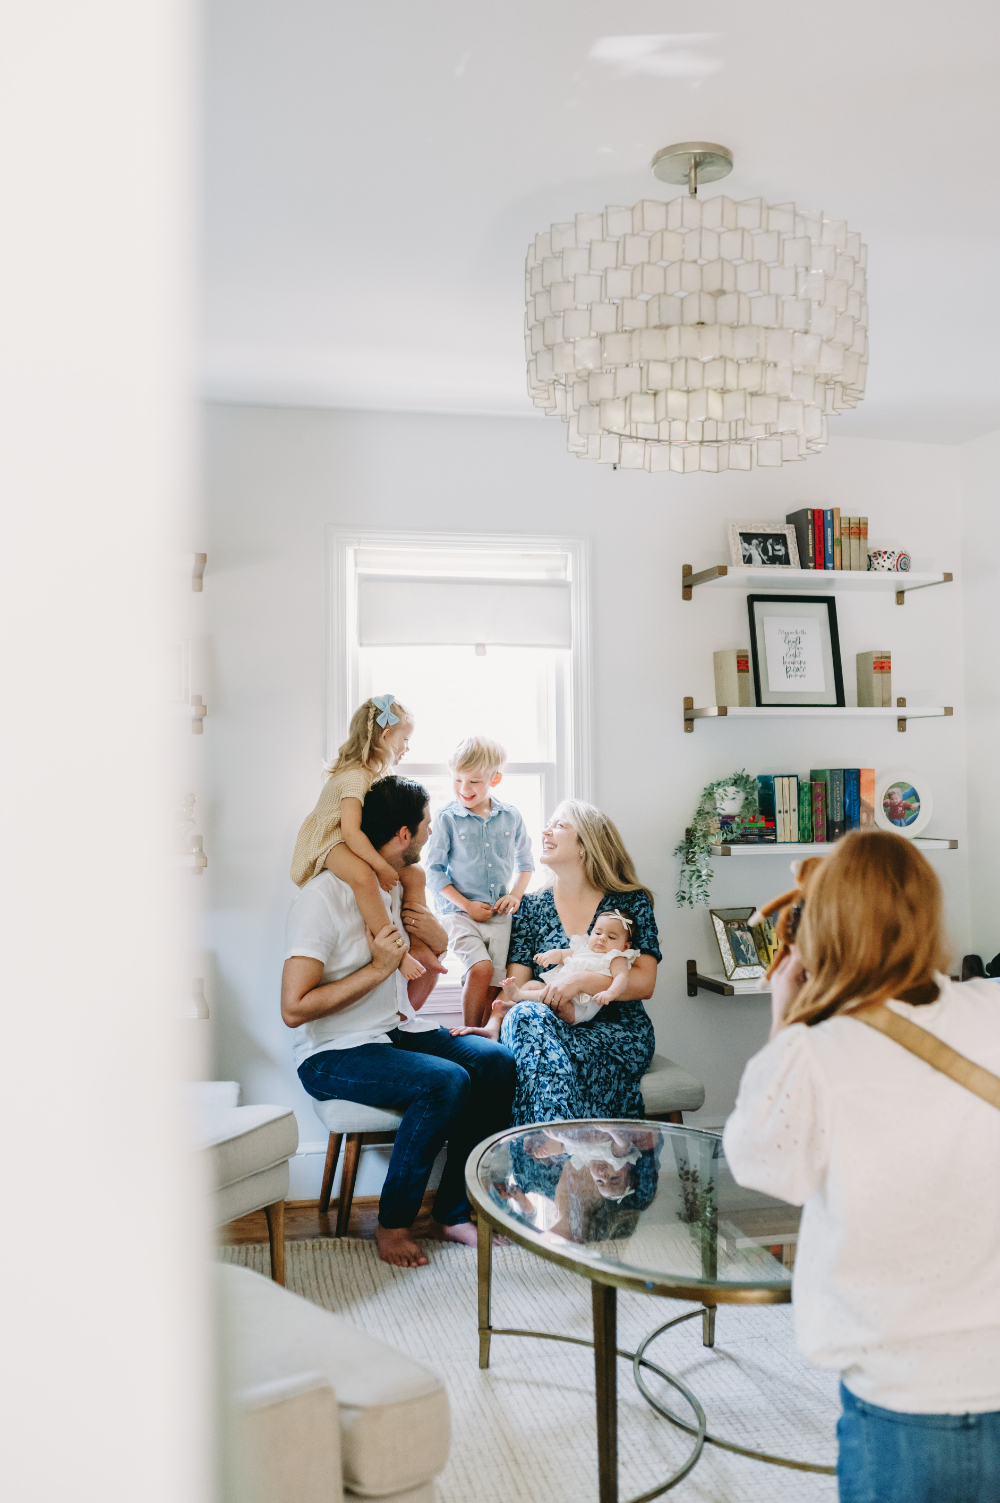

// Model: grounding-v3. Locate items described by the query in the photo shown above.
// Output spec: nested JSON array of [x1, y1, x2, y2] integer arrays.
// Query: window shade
[[357, 575, 572, 647]]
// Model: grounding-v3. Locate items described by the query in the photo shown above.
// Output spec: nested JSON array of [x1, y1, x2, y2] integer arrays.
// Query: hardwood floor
[[220, 1192, 443, 1247]]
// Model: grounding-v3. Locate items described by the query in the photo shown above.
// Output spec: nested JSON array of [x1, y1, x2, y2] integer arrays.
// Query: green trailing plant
[[673, 769, 762, 907]]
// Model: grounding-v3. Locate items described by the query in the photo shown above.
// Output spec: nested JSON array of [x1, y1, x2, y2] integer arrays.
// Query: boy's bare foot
[[375, 1224, 428, 1268], [500, 978, 522, 1004]]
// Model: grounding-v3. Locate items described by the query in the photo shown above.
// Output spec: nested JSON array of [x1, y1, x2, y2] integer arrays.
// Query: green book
[[798, 780, 814, 842], [809, 769, 831, 842]]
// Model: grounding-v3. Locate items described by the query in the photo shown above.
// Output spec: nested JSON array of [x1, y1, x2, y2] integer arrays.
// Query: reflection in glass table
[[466, 1121, 833, 1503]]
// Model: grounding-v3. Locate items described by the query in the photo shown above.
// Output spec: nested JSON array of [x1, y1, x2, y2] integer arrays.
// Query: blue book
[[844, 769, 861, 831], [824, 509, 834, 569], [756, 775, 776, 836]]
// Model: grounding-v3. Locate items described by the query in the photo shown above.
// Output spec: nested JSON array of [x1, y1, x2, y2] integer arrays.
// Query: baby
[[289, 694, 442, 982], [454, 909, 638, 1039]]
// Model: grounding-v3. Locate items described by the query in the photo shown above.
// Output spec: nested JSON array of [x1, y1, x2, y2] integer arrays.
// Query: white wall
[[201, 405, 972, 1190], [961, 430, 1000, 962]]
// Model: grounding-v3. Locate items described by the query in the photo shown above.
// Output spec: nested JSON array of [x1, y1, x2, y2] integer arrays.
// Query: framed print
[[873, 769, 932, 838], [710, 907, 767, 982], [747, 594, 845, 707], [727, 520, 801, 569]]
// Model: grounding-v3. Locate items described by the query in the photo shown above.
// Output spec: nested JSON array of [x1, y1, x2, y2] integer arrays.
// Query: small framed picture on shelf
[[873, 768, 933, 838], [747, 593, 845, 707], [709, 907, 767, 982], [727, 520, 801, 569]]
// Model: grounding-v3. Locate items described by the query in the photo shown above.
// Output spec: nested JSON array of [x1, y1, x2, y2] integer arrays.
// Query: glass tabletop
[[467, 1121, 798, 1298]]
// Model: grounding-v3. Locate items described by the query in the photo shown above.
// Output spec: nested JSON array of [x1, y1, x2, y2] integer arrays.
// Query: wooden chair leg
[[263, 1199, 286, 1286], [666, 1110, 684, 1125], [335, 1133, 363, 1238], [319, 1132, 343, 1215]]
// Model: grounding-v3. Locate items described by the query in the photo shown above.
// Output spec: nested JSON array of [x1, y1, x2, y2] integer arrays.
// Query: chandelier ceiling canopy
[[525, 143, 868, 473]]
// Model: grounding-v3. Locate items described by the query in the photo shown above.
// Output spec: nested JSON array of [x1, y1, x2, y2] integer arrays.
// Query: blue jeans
[[298, 1027, 514, 1230], [838, 1383, 1000, 1502]]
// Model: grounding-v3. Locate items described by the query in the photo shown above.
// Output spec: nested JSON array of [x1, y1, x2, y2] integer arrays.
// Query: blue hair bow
[[372, 694, 400, 728]]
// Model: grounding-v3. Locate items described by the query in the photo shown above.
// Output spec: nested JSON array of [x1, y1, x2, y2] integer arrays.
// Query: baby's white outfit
[[542, 935, 639, 1023]]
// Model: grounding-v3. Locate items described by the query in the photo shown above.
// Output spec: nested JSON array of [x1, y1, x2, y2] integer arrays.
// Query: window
[[328, 529, 591, 998]]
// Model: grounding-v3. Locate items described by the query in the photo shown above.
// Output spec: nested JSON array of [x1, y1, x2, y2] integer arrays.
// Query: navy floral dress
[[502, 889, 660, 1126]]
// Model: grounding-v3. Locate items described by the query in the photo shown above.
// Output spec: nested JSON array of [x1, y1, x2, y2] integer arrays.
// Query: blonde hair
[[783, 830, 950, 1028], [448, 735, 506, 777], [553, 799, 654, 906], [326, 697, 412, 781]]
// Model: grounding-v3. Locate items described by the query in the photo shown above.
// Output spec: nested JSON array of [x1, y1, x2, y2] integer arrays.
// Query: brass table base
[[478, 1217, 835, 1502]]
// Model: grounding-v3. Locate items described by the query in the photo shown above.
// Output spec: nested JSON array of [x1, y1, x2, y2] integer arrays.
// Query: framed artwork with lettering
[[746, 594, 845, 707]]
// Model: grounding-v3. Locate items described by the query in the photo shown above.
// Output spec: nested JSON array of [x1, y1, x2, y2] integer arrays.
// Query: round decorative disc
[[651, 141, 734, 187]]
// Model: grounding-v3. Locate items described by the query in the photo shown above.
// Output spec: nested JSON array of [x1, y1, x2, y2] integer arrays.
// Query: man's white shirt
[[285, 869, 438, 1070]]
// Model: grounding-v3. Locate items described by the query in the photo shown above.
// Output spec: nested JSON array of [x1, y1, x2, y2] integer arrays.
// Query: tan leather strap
[[854, 1004, 1000, 1111]]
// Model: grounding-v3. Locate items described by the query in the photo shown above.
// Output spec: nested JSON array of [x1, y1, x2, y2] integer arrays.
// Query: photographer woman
[[724, 830, 1000, 1502]]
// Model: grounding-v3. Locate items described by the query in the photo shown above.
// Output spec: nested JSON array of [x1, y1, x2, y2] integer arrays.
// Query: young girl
[[724, 831, 1000, 1503], [453, 909, 639, 1037], [290, 695, 440, 982]]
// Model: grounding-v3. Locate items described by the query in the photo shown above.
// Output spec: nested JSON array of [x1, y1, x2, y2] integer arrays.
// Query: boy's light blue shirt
[[425, 797, 534, 914]]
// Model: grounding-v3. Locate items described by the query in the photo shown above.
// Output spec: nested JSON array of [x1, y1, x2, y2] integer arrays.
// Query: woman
[[724, 831, 1000, 1502], [501, 800, 659, 1125]]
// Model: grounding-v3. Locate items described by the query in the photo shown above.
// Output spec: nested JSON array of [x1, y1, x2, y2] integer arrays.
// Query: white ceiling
[[202, 1, 1000, 443]]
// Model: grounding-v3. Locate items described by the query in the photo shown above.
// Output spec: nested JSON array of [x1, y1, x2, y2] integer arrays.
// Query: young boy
[[424, 736, 534, 1027]]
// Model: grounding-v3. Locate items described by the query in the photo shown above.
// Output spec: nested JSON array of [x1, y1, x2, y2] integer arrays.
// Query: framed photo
[[709, 907, 767, 982], [747, 594, 845, 707], [727, 520, 801, 570], [873, 769, 932, 838]]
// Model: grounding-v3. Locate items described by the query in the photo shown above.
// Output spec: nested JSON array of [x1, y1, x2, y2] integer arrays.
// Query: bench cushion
[[218, 1264, 449, 1497], [640, 1053, 706, 1114]]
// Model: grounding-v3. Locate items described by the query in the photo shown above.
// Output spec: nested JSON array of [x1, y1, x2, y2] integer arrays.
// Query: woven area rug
[[220, 1238, 839, 1502]]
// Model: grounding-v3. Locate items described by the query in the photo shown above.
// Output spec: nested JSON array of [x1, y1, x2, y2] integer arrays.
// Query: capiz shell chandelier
[[525, 143, 868, 472]]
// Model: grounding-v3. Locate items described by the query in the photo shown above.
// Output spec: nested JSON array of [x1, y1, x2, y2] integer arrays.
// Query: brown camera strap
[[854, 1003, 1000, 1112]]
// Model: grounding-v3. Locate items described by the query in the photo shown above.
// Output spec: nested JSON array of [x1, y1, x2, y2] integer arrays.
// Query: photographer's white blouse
[[723, 977, 1000, 1413]]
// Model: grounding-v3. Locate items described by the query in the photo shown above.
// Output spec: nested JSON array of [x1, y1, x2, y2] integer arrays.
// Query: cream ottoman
[[218, 1263, 450, 1502]]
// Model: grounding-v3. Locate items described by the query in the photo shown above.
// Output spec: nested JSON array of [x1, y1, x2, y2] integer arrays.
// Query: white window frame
[[326, 527, 592, 805]]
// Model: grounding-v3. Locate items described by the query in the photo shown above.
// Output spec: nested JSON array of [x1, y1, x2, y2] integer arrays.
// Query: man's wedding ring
[[395, 937, 404, 946]]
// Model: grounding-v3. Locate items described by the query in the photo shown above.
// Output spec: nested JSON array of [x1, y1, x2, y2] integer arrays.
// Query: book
[[810, 768, 831, 839], [860, 515, 869, 570], [787, 775, 799, 842], [812, 779, 827, 842], [775, 775, 786, 842], [832, 507, 842, 570], [786, 508, 815, 568], [849, 517, 861, 571], [823, 509, 834, 570], [756, 774, 776, 835], [857, 650, 891, 707], [829, 768, 846, 840], [719, 815, 775, 844], [859, 768, 875, 827], [844, 769, 861, 832], [813, 508, 825, 571], [714, 648, 752, 707], [798, 779, 813, 842]]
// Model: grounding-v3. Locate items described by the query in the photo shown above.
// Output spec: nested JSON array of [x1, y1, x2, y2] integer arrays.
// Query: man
[[281, 775, 514, 1268]]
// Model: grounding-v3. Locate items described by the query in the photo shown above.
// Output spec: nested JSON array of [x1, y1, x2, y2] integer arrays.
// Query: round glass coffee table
[[466, 1120, 834, 1503]]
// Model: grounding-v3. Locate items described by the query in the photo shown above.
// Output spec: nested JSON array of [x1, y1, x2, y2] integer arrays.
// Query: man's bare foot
[[375, 1223, 428, 1268], [430, 1219, 479, 1248]]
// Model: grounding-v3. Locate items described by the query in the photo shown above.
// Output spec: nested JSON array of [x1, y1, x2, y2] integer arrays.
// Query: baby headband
[[371, 694, 400, 728], [611, 909, 634, 933]]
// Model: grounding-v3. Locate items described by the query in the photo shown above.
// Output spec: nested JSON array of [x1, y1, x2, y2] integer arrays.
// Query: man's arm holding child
[[281, 923, 403, 1028]]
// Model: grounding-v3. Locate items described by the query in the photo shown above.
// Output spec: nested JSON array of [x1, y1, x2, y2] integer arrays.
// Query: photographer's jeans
[[837, 1383, 1000, 1502]]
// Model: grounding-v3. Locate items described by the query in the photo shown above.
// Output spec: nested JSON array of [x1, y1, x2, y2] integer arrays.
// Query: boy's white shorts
[[444, 910, 512, 987]]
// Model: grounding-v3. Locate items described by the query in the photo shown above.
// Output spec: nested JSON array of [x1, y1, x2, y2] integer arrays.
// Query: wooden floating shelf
[[710, 838, 958, 856], [686, 960, 770, 997], [683, 699, 953, 733], [682, 564, 952, 604]]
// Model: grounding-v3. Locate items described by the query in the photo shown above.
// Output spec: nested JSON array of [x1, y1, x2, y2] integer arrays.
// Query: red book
[[813, 508, 825, 570]]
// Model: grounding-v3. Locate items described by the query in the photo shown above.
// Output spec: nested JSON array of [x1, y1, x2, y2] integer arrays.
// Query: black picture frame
[[747, 594, 845, 707]]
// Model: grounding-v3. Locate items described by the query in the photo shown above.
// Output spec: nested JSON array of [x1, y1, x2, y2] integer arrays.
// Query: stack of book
[[786, 508, 869, 570], [857, 650, 892, 706], [748, 770, 876, 844]]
